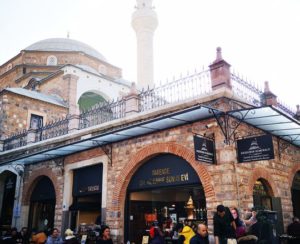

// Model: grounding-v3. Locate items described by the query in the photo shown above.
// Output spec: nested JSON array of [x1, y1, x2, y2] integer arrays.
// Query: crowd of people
[[147, 204, 300, 244], [0, 225, 113, 244]]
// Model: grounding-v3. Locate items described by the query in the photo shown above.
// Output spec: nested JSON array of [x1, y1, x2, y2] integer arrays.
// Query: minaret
[[132, 0, 158, 88]]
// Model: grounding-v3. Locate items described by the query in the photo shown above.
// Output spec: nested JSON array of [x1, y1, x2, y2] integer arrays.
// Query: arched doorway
[[252, 178, 284, 236], [291, 171, 300, 218], [28, 177, 56, 232], [0, 171, 17, 229], [125, 153, 206, 243]]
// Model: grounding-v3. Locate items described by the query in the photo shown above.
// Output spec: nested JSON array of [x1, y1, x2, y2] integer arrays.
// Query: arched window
[[253, 179, 272, 210], [46, 55, 58, 66], [78, 92, 106, 112]]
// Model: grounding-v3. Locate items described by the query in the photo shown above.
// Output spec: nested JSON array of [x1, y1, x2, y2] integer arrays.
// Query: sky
[[0, 0, 300, 110]]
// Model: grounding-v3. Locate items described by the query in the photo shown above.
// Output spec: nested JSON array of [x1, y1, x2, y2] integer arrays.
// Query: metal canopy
[[2, 105, 221, 165], [228, 106, 300, 147]]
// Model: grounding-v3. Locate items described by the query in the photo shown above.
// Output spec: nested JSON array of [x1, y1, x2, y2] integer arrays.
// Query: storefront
[[125, 153, 206, 243], [69, 164, 103, 229], [28, 176, 56, 232], [0, 171, 16, 230], [291, 171, 300, 218]]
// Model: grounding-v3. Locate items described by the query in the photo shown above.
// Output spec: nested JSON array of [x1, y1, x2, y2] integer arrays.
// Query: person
[[287, 217, 300, 244], [149, 226, 164, 244], [243, 208, 257, 232], [230, 207, 246, 238], [190, 223, 209, 244], [64, 229, 79, 244], [213, 205, 236, 244], [45, 228, 63, 244], [31, 229, 47, 244], [96, 225, 113, 244], [173, 223, 185, 244], [287, 217, 300, 236], [19, 227, 30, 244], [178, 224, 195, 244]]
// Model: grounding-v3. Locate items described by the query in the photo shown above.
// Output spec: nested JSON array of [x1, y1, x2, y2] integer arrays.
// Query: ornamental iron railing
[[1, 68, 297, 152], [3, 130, 28, 151], [139, 69, 211, 112], [79, 99, 126, 129]]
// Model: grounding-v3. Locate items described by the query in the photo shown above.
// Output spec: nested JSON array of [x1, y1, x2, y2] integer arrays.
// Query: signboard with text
[[194, 135, 215, 164], [127, 154, 200, 191], [237, 134, 274, 163]]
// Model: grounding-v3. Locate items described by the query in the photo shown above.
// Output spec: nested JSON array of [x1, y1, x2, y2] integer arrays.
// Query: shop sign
[[128, 154, 200, 191], [73, 164, 103, 196], [237, 135, 274, 163], [193, 135, 215, 164]]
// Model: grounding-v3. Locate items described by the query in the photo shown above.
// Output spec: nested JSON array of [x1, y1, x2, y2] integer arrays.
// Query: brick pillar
[[63, 74, 79, 116], [125, 82, 140, 116], [209, 47, 232, 90], [261, 81, 277, 106], [295, 105, 300, 120]]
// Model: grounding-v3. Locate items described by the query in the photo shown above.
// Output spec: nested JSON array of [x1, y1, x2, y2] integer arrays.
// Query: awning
[[2, 105, 221, 165], [228, 106, 300, 147]]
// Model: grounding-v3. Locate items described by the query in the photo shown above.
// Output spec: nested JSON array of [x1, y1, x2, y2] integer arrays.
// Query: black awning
[[73, 164, 103, 197]]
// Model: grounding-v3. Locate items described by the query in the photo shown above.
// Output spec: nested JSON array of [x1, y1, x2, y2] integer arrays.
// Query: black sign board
[[237, 134, 274, 163], [128, 154, 200, 191], [194, 135, 215, 164], [73, 164, 103, 196]]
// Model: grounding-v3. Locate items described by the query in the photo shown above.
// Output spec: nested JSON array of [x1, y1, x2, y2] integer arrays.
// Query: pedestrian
[[230, 207, 246, 238], [243, 208, 257, 232], [45, 228, 63, 244], [64, 229, 79, 244], [287, 217, 300, 244], [19, 227, 30, 244], [178, 224, 195, 244], [96, 225, 113, 244], [213, 204, 237, 244], [31, 229, 47, 244], [149, 226, 164, 244], [190, 223, 209, 244]]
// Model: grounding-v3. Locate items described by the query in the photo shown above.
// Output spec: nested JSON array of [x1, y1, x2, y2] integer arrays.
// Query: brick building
[[1, 1, 300, 243]]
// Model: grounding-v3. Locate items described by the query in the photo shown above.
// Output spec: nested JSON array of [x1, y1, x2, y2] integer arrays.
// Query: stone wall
[[0, 92, 68, 136]]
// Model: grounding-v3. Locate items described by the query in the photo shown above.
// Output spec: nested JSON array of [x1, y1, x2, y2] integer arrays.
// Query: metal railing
[[1, 68, 297, 152], [139, 69, 211, 112], [3, 130, 28, 151], [35, 117, 69, 142], [79, 99, 126, 129]]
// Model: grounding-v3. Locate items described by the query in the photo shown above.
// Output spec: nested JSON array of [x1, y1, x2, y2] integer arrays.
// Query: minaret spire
[[132, 0, 158, 88]]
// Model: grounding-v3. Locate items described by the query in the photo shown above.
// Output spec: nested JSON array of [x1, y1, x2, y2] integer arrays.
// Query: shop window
[[29, 114, 43, 129], [46, 55, 58, 66], [126, 154, 206, 243]]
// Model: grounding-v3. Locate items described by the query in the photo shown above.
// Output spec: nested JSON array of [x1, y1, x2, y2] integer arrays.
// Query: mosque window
[[46, 55, 58, 66]]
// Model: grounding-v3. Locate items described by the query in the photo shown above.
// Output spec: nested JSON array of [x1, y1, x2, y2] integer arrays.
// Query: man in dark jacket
[[190, 224, 209, 244]]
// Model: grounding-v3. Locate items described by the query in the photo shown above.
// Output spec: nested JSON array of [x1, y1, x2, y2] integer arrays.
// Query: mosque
[[0, 0, 300, 243]]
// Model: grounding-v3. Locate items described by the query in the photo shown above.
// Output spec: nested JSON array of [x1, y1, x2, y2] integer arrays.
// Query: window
[[30, 114, 43, 129], [46, 55, 58, 66]]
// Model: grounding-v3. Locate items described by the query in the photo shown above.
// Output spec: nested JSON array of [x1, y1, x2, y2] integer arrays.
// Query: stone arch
[[247, 167, 277, 197], [77, 90, 109, 111], [288, 164, 300, 189], [22, 169, 58, 205], [112, 142, 216, 213]]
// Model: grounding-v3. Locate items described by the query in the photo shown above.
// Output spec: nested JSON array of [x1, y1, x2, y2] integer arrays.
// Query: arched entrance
[[291, 171, 300, 218], [125, 153, 206, 243], [0, 171, 17, 229], [78, 91, 106, 111], [28, 177, 56, 232], [253, 178, 273, 210]]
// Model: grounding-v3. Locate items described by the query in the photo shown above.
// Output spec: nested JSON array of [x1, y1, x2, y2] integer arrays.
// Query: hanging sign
[[237, 134, 274, 163], [193, 135, 215, 164]]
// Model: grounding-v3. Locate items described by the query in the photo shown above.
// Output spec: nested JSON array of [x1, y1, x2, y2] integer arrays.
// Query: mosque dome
[[24, 38, 107, 62]]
